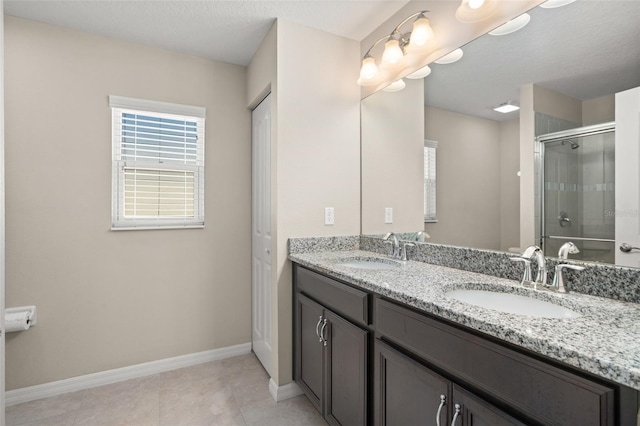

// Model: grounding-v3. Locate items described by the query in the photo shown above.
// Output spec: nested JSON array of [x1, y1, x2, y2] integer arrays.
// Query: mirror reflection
[[361, 0, 640, 266]]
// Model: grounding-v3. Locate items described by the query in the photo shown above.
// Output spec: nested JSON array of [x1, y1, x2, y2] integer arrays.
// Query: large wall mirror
[[361, 0, 640, 267]]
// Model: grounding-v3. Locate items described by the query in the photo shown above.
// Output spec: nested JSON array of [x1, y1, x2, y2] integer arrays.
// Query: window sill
[[111, 224, 205, 231]]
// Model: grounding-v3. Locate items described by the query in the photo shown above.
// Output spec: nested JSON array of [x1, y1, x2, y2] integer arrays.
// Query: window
[[110, 96, 205, 230], [424, 140, 438, 222]]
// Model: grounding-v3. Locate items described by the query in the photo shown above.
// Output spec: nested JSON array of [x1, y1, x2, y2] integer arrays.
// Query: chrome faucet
[[557, 241, 579, 260], [415, 231, 430, 242], [551, 242, 585, 293], [551, 263, 585, 293], [383, 232, 400, 259], [511, 245, 547, 288], [400, 242, 415, 261], [533, 248, 548, 287]]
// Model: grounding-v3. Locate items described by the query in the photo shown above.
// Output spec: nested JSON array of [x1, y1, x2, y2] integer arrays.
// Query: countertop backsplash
[[288, 235, 640, 304]]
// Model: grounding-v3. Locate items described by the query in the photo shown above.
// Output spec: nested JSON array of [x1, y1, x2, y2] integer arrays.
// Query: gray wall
[[424, 107, 501, 250], [361, 78, 425, 235], [499, 118, 520, 251], [246, 19, 361, 386], [4, 16, 252, 390]]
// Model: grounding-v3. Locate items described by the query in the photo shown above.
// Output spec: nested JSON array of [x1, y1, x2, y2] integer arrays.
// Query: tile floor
[[6, 353, 327, 426]]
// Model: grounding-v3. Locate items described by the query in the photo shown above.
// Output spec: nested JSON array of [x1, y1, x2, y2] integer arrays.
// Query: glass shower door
[[542, 126, 615, 263]]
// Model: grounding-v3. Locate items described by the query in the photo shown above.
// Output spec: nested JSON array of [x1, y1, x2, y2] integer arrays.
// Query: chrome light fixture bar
[[358, 10, 437, 87]]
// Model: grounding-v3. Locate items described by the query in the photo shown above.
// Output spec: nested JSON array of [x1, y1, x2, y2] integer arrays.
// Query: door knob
[[620, 243, 640, 253]]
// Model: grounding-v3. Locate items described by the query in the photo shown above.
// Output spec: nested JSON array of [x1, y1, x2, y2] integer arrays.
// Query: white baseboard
[[268, 378, 303, 402], [5, 342, 251, 406]]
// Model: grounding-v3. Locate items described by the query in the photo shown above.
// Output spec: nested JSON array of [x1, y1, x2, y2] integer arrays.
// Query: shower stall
[[538, 122, 615, 263]]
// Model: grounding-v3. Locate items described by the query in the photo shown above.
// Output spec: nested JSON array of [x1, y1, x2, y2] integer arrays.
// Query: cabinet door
[[374, 339, 450, 426], [296, 294, 325, 413], [451, 386, 526, 426], [325, 309, 368, 426]]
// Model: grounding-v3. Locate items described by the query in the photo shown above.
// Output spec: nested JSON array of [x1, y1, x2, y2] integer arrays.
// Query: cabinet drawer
[[376, 298, 615, 426], [295, 265, 369, 326]]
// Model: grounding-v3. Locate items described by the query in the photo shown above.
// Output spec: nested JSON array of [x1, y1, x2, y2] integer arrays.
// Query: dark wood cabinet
[[374, 339, 450, 426], [375, 339, 523, 426], [292, 264, 638, 426], [294, 278, 368, 426], [375, 297, 620, 426], [324, 309, 368, 426], [451, 386, 525, 426], [296, 294, 324, 413]]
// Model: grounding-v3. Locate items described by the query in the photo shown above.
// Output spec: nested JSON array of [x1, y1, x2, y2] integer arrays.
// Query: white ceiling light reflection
[[406, 65, 432, 79], [434, 48, 464, 65], [493, 103, 520, 113], [489, 13, 531, 36], [539, 0, 577, 8], [383, 79, 406, 92]]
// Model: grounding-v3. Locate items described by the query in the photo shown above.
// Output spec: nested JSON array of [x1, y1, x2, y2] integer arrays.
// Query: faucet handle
[[415, 231, 430, 242], [556, 263, 585, 273], [521, 245, 541, 258], [510, 257, 532, 285], [400, 242, 416, 261], [552, 263, 585, 293], [383, 240, 395, 257]]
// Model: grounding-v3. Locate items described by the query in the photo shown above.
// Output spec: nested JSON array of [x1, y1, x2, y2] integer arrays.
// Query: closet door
[[251, 93, 273, 375]]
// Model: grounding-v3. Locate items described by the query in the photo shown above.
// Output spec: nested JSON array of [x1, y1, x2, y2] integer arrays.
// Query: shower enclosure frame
[[536, 121, 615, 255]]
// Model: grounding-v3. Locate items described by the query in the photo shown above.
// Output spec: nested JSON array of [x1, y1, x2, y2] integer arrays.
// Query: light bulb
[[381, 38, 404, 67], [409, 15, 434, 48], [358, 56, 378, 81], [456, 0, 496, 22]]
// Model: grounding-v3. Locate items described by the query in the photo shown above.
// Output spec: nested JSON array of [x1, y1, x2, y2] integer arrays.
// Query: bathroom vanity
[[290, 242, 640, 426]]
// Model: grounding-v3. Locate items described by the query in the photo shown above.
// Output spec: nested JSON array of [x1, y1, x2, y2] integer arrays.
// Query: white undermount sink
[[446, 289, 581, 319], [338, 258, 400, 270]]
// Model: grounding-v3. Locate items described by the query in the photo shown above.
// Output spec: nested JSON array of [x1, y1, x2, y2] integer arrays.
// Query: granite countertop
[[289, 249, 640, 391]]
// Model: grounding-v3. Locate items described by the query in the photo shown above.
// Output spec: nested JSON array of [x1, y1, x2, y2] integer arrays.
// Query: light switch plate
[[385, 207, 393, 224], [324, 207, 335, 225]]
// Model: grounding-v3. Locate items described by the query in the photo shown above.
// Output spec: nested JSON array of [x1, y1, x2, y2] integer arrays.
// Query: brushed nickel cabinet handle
[[450, 404, 461, 426], [436, 394, 446, 426], [320, 319, 328, 347], [315, 316, 323, 342]]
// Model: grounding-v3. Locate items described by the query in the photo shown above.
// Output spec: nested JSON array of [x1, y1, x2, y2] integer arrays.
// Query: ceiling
[[424, 0, 640, 121], [3, 0, 410, 66]]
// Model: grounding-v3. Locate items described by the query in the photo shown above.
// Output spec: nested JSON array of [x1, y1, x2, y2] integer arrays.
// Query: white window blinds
[[110, 96, 205, 230], [424, 140, 438, 222]]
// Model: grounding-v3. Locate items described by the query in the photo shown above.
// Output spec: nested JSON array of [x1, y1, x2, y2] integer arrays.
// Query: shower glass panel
[[541, 124, 615, 263]]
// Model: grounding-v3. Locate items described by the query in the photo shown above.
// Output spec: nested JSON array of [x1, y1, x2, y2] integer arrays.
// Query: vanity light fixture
[[434, 48, 464, 65], [357, 10, 437, 86], [493, 102, 520, 113], [455, 0, 498, 23], [539, 0, 576, 8], [381, 38, 404, 68], [489, 13, 531, 36], [383, 79, 406, 92], [406, 65, 432, 79]]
